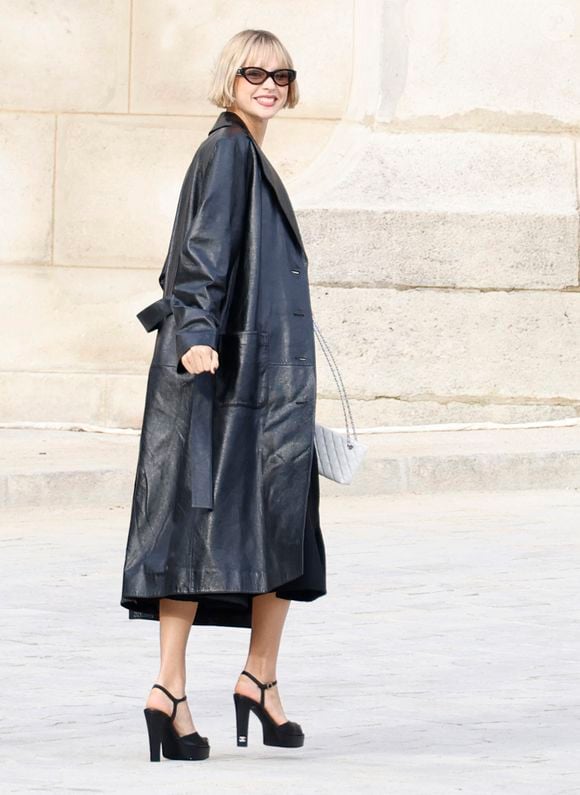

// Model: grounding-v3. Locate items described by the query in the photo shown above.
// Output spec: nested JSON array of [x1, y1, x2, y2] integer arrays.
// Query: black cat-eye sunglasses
[[235, 67, 297, 87]]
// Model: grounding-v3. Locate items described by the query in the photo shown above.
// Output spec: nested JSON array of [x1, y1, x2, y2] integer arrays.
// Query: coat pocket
[[215, 331, 269, 408]]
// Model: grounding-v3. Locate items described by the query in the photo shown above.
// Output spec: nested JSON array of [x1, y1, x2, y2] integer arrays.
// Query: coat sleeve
[[171, 135, 252, 364]]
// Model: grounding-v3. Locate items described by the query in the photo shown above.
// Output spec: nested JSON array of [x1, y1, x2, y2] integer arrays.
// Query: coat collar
[[208, 111, 305, 255]]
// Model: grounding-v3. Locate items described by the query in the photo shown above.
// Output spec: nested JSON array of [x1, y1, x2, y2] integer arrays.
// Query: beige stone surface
[[54, 114, 208, 268], [300, 207, 578, 290], [259, 118, 336, 185], [310, 285, 580, 401], [0, 372, 106, 425], [292, 127, 578, 288], [0, 372, 148, 428], [131, 0, 352, 117], [316, 397, 580, 431], [379, 0, 580, 127], [0, 113, 55, 265], [294, 127, 576, 214], [0, 265, 158, 373], [0, 0, 130, 113], [102, 373, 149, 427]]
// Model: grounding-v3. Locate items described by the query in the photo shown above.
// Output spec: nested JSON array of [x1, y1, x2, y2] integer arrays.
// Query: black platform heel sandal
[[233, 670, 305, 748], [143, 683, 210, 762]]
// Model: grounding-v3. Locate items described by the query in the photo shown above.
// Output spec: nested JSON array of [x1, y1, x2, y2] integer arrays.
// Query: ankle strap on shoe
[[152, 683, 187, 721], [240, 670, 277, 707]]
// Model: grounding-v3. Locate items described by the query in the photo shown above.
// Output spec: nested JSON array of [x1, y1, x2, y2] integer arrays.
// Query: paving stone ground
[[1, 488, 579, 794]]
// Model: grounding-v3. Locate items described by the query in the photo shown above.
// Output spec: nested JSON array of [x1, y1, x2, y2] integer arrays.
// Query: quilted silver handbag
[[313, 318, 368, 484]]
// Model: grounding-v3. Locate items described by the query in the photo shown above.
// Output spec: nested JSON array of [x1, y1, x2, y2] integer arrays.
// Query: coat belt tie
[[136, 296, 173, 333]]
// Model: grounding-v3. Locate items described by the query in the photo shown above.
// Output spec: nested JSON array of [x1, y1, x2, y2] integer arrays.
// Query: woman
[[120, 29, 326, 761]]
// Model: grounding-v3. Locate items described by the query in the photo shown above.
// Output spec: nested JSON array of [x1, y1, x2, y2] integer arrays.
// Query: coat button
[[295, 355, 307, 361], [293, 310, 305, 316], [291, 269, 301, 275]]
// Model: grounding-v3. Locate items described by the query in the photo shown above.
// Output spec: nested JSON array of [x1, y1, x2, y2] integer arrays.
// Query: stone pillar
[[293, 0, 580, 428]]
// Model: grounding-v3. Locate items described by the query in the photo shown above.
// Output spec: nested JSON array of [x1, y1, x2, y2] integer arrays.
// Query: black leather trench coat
[[120, 111, 317, 626]]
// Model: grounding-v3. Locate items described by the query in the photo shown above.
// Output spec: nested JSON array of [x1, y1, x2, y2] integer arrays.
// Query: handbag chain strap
[[313, 317, 359, 446]]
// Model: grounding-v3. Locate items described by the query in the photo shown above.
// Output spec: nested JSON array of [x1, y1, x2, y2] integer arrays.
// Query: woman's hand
[[180, 345, 220, 375]]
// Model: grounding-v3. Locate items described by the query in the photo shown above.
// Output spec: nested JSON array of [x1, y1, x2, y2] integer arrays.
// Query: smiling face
[[228, 56, 289, 123]]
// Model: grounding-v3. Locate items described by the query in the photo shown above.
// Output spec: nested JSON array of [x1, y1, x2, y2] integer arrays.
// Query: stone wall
[[1, 0, 578, 428]]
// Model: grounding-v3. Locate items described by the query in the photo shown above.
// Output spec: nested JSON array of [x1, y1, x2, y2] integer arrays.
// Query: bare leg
[[234, 592, 291, 726], [144, 598, 199, 737]]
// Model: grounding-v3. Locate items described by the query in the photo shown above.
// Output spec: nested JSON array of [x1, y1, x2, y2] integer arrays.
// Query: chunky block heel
[[234, 692, 250, 746], [143, 683, 210, 761], [143, 707, 170, 761], [233, 670, 305, 748]]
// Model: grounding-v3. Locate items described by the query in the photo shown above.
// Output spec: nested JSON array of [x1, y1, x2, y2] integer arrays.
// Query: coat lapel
[[208, 111, 305, 255]]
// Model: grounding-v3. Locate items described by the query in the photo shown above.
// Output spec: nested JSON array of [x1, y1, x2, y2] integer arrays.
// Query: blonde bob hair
[[208, 29, 299, 111]]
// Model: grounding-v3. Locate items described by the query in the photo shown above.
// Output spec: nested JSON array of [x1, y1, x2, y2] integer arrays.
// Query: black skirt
[[126, 449, 327, 628]]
